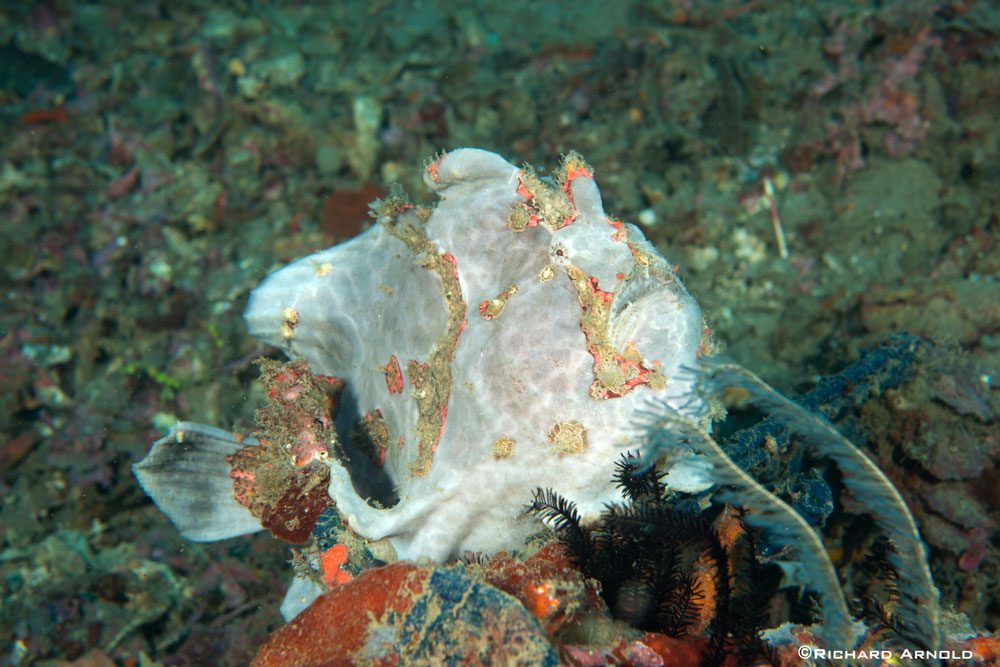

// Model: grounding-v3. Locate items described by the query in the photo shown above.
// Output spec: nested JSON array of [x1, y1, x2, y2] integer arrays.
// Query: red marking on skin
[[320, 544, 353, 587], [515, 171, 534, 200], [227, 446, 262, 508], [556, 165, 592, 228], [478, 300, 491, 318], [229, 476, 256, 508], [440, 251, 461, 281], [579, 275, 661, 399], [560, 202, 577, 224], [384, 355, 404, 394], [607, 218, 628, 242], [615, 272, 625, 281], [425, 155, 445, 181], [563, 164, 593, 185], [434, 403, 449, 451], [589, 277, 614, 305], [318, 374, 343, 386], [397, 435, 405, 449]]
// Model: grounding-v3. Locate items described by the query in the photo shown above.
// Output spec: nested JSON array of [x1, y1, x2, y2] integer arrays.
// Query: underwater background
[[0, 0, 996, 664]]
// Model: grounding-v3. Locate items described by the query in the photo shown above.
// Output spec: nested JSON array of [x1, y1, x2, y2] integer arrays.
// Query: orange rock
[[634, 633, 707, 667], [253, 561, 560, 666], [253, 562, 426, 667], [480, 542, 597, 634]]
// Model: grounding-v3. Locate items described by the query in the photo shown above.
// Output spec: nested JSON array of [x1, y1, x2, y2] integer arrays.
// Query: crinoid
[[852, 537, 913, 649], [638, 357, 942, 657], [529, 454, 780, 665]]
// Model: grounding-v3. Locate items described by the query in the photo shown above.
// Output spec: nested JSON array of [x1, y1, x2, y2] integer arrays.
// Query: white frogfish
[[245, 148, 708, 559], [135, 148, 710, 570]]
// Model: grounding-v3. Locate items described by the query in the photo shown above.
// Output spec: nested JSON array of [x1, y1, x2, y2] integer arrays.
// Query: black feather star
[[612, 450, 665, 502], [528, 453, 781, 665]]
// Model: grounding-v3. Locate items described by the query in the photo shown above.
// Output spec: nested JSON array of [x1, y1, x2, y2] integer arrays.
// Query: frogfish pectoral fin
[[133, 422, 263, 541]]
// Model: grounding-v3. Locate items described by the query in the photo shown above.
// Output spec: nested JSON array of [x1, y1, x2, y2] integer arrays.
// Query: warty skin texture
[[244, 148, 707, 561]]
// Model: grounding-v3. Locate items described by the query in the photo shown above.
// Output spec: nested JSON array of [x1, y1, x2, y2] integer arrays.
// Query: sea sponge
[[243, 148, 708, 561]]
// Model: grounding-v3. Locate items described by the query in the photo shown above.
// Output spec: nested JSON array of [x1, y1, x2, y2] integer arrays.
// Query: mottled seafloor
[[1, 0, 997, 664]]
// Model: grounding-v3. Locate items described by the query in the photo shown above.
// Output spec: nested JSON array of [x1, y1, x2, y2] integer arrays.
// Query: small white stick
[[763, 176, 789, 259]]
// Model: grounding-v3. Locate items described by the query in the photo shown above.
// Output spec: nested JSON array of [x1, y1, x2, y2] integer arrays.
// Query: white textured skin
[[244, 149, 705, 561]]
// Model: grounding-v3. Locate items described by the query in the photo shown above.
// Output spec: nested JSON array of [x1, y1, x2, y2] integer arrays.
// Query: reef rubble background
[[0, 0, 997, 664]]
